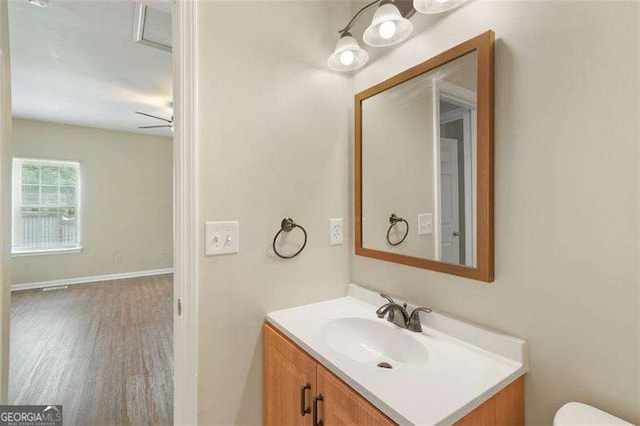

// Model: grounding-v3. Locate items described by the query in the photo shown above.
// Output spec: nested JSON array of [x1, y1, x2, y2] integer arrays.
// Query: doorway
[[3, 1, 185, 423], [437, 95, 476, 267], [439, 137, 460, 264]]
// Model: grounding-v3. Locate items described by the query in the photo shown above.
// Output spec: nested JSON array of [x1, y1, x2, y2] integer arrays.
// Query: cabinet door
[[264, 323, 317, 426], [454, 376, 524, 426], [316, 365, 395, 426]]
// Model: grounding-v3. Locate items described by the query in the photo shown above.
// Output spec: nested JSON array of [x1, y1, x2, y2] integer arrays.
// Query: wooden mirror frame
[[354, 31, 495, 282]]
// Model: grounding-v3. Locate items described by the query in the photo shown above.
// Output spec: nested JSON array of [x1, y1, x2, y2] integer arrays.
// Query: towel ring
[[386, 214, 408, 246], [273, 217, 307, 259]]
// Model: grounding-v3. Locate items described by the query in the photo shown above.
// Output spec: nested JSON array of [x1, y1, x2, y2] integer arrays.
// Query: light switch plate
[[418, 213, 433, 235], [329, 218, 343, 246], [205, 221, 239, 255]]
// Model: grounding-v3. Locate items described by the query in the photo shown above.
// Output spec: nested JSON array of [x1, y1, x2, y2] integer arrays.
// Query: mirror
[[355, 31, 494, 282]]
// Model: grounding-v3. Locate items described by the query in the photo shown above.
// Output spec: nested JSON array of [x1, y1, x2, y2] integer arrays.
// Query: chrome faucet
[[376, 293, 432, 332]]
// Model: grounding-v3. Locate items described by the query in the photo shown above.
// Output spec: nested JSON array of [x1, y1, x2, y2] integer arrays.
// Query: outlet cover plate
[[329, 218, 343, 246]]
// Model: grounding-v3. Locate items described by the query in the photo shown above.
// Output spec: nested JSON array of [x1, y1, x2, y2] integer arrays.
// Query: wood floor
[[9, 274, 173, 426]]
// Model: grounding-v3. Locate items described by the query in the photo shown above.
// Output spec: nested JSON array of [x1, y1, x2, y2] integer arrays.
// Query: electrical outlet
[[160, 251, 167, 260], [205, 221, 240, 255], [115, 254, 122, 263], [329, 218, 343, 246]]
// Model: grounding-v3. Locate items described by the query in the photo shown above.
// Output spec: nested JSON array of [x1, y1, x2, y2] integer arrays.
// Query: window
[[12, 158, 81, 255]]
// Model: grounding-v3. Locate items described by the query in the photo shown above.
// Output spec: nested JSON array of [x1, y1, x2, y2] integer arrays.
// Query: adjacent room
[[6, 1, 174, 424]]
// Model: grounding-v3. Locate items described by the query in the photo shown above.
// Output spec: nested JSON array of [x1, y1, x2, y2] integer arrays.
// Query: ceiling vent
[[27, 0, 49, 7], [133, 2, 172, 53]]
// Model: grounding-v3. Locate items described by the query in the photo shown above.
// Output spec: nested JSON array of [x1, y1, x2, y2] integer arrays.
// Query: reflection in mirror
[[361, 51, 477, 267]]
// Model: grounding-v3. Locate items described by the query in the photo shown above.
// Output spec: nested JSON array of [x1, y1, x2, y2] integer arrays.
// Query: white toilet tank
[[554, 402, 634, 425]]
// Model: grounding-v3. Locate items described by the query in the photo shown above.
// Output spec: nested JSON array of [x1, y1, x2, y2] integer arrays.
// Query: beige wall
[[196, 1, 351, 424], [362, 73, 436, 257], [11, 119, 173, 284], [352, 1, 639, 425]]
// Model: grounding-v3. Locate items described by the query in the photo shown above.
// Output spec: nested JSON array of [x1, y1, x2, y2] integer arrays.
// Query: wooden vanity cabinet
[[263, 323, 524, 426], [264, 323, 393, 426], [264, 323, 318, 426]]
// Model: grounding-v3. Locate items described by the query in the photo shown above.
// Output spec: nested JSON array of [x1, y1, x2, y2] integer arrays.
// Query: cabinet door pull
[[313, 393, 324, 426], [300, 383, 311, 416]]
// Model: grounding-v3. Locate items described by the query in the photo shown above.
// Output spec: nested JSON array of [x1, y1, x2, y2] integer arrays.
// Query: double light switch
[[205, 221, 240, 255]]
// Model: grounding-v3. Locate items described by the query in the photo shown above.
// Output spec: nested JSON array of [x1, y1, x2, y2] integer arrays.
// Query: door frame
[[172, 0, 199, 424], [0, 0, 11, 404]]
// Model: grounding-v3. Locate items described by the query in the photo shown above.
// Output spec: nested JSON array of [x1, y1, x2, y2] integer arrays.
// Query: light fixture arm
[[338, 0, 416, 35], [338, 0, 382, 35]]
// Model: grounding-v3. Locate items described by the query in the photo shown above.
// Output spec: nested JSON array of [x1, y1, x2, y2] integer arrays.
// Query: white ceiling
[[8, 0, 173, 136]]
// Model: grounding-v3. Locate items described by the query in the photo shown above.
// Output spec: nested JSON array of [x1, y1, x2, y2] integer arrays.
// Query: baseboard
[[11, 268, 174, 291]]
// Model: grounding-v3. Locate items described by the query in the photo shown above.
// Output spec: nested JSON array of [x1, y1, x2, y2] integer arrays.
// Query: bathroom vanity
[[264, 285, 527, 425]]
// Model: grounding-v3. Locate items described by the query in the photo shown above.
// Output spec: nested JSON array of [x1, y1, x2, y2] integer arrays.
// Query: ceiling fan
[[136, 111, 173, 132]]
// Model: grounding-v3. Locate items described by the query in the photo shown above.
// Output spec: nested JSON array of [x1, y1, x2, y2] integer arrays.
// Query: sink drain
[[377, 362, 393, 369]]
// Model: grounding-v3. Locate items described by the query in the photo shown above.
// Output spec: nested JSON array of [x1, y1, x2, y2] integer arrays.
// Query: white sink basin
[[322, 317, 428, 370]]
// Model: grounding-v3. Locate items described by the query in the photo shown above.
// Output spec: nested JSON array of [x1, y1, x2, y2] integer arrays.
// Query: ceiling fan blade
[[135, 111, 173, 123], [138, 125, 173, 129]]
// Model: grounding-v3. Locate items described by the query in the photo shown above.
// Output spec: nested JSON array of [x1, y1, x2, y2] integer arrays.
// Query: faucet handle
[[376, 294, 396, 321], [379, 293, 395, 304], [407, 307, 432, 332]]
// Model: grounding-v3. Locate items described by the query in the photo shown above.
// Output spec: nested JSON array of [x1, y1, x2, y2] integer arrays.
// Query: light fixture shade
[[327, 34, 369, 72], [413, 0, 467, 14], [363, 2, 413, 47]]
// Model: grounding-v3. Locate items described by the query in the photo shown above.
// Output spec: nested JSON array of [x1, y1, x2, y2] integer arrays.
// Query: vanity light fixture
[[329, 0, 415, 72], [363, 0, 413, 47], [330, 0, 465, 72], [327, 32, 370, 72], [413, 0, 467, 14]]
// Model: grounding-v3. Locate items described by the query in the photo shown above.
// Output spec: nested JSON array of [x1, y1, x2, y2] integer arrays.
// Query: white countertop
[[266, 284, 528, 426]]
